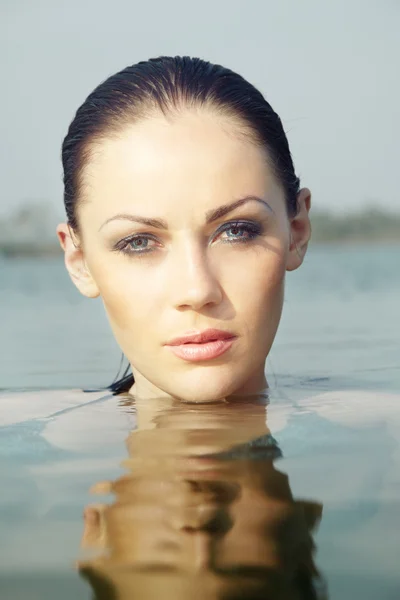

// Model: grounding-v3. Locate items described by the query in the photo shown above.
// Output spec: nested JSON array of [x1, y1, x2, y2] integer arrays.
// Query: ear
[[286, 188, 312, 272], [56, 223, 100, 298]]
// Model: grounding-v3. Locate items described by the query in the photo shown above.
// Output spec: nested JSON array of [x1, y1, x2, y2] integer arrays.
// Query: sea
[[0, 244, 399, 599]]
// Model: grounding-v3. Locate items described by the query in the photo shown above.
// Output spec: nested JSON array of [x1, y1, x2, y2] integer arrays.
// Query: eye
[[113, 234, 159, 256], [216, 221, 263, 244]]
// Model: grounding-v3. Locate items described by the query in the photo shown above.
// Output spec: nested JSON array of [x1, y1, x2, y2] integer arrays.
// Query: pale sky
[[1, 0, 399, 218]]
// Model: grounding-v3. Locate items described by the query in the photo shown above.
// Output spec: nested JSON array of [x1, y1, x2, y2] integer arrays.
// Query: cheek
[[222, 245, 287, 322], [87, 256, 164, 333]]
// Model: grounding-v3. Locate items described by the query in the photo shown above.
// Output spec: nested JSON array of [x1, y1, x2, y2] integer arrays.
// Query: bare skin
[[57, 109, 311, 402]]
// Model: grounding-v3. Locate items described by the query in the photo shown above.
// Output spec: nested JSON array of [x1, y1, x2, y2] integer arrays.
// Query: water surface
[[1, 387, 400, 599], [1, 245, 399, 598]]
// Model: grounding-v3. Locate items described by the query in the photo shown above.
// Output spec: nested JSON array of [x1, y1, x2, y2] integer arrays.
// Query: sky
[[1, 0, 399, 218]]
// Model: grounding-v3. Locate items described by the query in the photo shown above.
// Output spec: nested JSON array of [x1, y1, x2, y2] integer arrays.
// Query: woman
[[56, 55, 311, 402], [3, 57, 400, 600]]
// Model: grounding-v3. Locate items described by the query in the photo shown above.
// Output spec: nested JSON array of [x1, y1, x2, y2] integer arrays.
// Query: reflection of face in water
[[79, 400, 325, 599]]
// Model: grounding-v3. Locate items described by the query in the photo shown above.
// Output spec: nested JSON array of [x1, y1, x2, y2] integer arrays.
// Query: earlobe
[[56, 223, 100, 298], [286, 188, 312, 272]]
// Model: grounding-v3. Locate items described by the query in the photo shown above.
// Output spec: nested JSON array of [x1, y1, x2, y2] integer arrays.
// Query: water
[[1, 245, 400, 599]]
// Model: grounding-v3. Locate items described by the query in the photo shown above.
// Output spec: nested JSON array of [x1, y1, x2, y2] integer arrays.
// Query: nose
[[170, 240, 223, 311]]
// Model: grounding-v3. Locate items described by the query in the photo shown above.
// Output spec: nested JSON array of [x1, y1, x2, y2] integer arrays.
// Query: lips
[[165, 329, 237, 362], [166, 329, 235, 346]]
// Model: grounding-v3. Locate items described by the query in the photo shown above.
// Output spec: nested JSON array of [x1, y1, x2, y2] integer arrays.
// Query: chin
[[132, 356, 266, 403], [164, 368, 254, 404]]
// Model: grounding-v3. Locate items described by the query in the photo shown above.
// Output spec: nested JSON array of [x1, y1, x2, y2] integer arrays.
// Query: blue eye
[[225, 225, 249, 238], [114, 234, 157, 256], [218, 221, 262, 243], [129, 237, 149, 250]]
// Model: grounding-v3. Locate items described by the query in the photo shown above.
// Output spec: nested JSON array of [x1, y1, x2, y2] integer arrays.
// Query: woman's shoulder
[[0, 388, 111, 427]]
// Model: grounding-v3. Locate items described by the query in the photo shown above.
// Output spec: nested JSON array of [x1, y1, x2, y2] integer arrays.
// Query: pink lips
[[165, 329, 237, 362]]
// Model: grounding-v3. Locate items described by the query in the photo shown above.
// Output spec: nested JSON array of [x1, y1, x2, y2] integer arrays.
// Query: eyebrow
[[98, 195, 274, 231], [206, 195, 274, 222]]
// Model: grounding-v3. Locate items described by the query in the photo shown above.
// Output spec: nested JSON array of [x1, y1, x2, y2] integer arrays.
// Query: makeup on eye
[[219, 220, 262, 243], [111, 219, 266, 257], [113, 233, 160, 256]]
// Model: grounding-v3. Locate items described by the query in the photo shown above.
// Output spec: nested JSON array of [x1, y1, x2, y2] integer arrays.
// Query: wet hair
[[61, 56, 301, 395]]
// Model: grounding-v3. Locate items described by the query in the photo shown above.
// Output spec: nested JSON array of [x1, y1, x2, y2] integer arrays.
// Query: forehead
[[81, 110, 278, 222]]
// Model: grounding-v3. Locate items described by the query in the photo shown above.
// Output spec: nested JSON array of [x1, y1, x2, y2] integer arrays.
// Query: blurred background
[[1, 0, 399, 392]]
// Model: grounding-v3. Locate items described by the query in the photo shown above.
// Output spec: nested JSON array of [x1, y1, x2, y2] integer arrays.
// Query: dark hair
[[61, 55, 301, 395]]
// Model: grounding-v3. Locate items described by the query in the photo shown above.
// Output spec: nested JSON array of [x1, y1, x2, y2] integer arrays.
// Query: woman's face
[[58, 109, 310, 402]]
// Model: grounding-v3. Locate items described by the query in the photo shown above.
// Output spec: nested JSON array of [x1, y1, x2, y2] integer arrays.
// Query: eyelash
[[112, 220, 263, 257]]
